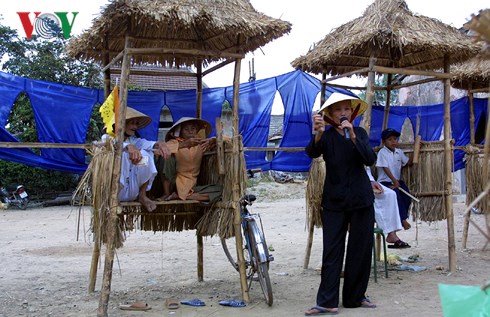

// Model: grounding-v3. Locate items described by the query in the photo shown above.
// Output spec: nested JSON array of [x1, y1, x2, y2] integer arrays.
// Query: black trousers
[[316, 205, 375, 308]]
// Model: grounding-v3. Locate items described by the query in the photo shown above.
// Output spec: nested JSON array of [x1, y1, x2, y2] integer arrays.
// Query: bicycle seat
[[241, 194, 256, 205]]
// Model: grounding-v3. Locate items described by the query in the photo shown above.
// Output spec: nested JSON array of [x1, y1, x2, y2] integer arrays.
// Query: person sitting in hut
[[113, 107, 170, 212], [162, 117, 222, 202], [376, 128, 413, 236], [367, 167, 410, 248]]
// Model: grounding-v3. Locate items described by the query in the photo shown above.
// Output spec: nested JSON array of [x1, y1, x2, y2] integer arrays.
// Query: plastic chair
[[372, 227, 388, 282]]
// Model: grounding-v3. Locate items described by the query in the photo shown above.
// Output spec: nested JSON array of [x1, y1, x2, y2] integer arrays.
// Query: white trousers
[[374, 184, 403, 234]]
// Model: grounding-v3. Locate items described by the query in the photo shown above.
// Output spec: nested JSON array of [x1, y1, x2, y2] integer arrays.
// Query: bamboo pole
[[484, 91, 490, 241], [196, 60, 203, 119], [443, 55, 456, 272], [463, 83, 475, 249], [232, 57, 249, 303], [97, 34, 132, 317], [197, 234, 204, 281], [413, 135, 422, 164], [303, 221, 315, 269], [126, 47, 244, 59], [361, 55, 376, 135], [320, 73, 327, 105], [373, 65, 453, 79], [382, 73, 393, 131], [88, 236, 101, 293]]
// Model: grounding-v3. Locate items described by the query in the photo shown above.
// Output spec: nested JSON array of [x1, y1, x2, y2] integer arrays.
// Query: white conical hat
[[318, 92, 368, 123], [125, 107, 152, 130], [165, 117, 212, 141]]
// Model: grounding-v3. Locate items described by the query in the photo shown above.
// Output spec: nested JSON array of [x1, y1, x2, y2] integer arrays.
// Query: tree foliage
[[0, 20, 103, 197], [359, 74, 400, 106]]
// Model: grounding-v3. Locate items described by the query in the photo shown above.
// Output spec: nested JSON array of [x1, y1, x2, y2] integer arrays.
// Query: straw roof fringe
[[291, 0, 481, 76], [451, 56, 490, 90], [66, 0, 291, 67]]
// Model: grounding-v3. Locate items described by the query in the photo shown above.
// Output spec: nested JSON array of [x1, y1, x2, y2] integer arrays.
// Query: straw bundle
[[464, 145, 489, 214], [400, 141, 448, 222], [73, 138, 125, 248], [197, 136, 247, 239], [305, 158, 325, 229]]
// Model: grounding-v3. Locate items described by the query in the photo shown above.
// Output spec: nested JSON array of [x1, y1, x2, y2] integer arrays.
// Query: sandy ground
[[0, 180, 489, 317]]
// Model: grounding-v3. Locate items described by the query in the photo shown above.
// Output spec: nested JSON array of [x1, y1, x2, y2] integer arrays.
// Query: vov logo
[[17, 12, 79, 40]]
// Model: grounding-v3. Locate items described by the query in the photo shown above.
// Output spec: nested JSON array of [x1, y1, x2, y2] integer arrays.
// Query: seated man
[[367, 167, 410, 248], [162, 117, 222, 202], [112, 107, 170, 211]]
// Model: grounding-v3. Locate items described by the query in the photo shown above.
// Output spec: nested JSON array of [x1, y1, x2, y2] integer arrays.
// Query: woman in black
[[305, 93, 377, 315]]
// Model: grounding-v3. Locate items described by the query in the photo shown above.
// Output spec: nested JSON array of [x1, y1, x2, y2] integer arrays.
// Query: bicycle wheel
[[248, 221, 273, 306]]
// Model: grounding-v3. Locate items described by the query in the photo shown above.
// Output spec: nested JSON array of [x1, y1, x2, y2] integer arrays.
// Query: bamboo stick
[[97, 33, 132, 317], [232, 56, 249, 303], [373, 65, 453, 79], [399, 187, 420, 203], [126, 47, 244, 59], [303, 221, 315, 269], [197, 234, 204, 282], [361, 55, 376, 134], [443, 56, 456, 273], [413, 135, 421, 164]]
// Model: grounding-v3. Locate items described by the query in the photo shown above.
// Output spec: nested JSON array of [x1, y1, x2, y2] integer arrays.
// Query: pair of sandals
[[305, 298, 376, 316], [388, 239, 411, 249]]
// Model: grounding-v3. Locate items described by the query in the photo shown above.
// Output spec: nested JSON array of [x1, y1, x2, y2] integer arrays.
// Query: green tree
[[359, 74, 400, 106], [0, 20, 103, 198]]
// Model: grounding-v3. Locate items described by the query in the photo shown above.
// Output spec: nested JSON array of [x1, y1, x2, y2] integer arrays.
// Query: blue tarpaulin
[[0, 70, 487, 174]]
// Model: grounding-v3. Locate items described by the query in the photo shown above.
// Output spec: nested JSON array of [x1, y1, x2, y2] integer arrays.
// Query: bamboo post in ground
[[197, 234, 203, 281], [88, 234, 101, 293], [443, 56, 456, 272], [231, 57, 249, 303], [303, 221, 315, 269], [463, 86, 475, 248], [97, 34, 132, 317]]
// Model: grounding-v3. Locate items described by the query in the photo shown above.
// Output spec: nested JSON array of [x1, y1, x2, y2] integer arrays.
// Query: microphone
[[340, 116, 350, 139]]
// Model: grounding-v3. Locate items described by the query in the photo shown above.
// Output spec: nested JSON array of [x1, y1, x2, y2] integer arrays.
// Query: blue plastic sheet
[[0, 70, 487, 174]]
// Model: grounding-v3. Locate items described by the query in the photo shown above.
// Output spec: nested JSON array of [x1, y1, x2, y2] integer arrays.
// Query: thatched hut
[[452, 9, 490, 249], [292, 0, 481, 272], [66, 0, 291, 315]]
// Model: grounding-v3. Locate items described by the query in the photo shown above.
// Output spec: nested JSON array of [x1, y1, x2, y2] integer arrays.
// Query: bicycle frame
[[221, 194, 274, 305]]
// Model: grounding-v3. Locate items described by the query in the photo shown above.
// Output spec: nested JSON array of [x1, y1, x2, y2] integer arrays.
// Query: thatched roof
[[291, 0, 481, 76], [451, 56, 490, 90], [66, 0, 291, 67]]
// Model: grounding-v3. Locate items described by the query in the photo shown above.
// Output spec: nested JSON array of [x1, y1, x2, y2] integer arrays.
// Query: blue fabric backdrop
[[0, 70, 487, 174]]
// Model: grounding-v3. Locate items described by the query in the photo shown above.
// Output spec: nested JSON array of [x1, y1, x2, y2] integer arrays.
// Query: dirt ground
[[0, 180, 489, 317]]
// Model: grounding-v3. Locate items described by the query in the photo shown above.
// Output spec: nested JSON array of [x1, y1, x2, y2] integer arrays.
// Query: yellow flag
[[99, 86, 119, 137]]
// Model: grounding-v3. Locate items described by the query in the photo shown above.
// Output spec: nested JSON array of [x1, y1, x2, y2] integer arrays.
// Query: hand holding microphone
[[339, 116, 350, 139]]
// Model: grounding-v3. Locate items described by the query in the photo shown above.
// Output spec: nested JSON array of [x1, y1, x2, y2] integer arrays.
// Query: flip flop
[[360, 298, 377, 308], [304, 306, 339, 315], [388, 239, 411, 249], [119, 301, 151, 311], [165, 298, 180, 310], [180, 298, 205, 307], [218, 300, 246, 307]]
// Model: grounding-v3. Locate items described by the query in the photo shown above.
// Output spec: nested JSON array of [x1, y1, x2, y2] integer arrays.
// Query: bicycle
[[221, 194, 274, 306]]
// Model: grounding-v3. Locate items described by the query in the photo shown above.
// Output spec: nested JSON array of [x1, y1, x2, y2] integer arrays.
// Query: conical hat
[[318, 92, 368, 123], [125, 107, 152, 130], [165, 117, 212, 142]]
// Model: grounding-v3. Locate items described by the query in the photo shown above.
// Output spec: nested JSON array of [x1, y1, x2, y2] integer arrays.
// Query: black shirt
[[305, 126, 376, 211]]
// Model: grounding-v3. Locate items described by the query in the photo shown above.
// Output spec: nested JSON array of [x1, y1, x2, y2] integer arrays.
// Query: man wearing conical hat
[[117, 107, 170, 212], [304, 92, 377, 315], [162, 117, 222, 202]]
